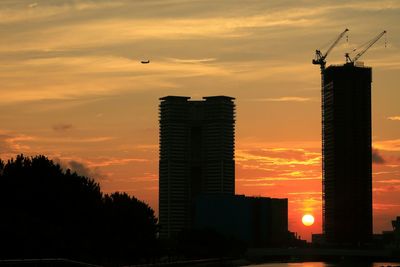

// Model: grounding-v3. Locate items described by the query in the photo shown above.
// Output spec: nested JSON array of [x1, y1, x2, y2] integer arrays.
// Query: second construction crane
[[312, 28, 349, 73], [345, 30, 387, 64]]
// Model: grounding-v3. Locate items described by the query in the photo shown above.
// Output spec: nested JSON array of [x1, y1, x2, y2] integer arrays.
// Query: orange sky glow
[[1, 0, 399, 241]]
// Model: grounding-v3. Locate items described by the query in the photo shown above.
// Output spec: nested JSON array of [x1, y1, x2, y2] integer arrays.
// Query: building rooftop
[[203, 96, 235, 100], [160, 95, 235, 101], [159, 96, 190, 101], [326, 63, 372, 69]]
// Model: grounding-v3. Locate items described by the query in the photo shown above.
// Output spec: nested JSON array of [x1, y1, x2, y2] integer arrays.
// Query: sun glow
[[302, 214, 315, 226]]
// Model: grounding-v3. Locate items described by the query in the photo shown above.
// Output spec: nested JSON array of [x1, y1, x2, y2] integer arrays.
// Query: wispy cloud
[[28, 3, 38, 8], [167, 58, 216, 64], [0, 55, 231, 103], [374, 203, 400, 210], [374, 139, 400, 152], [47, 136, 115, 143], [127, 174, 158, 182], [373, 171, 399, 175], [288, 191, 321, 195], [237, 177, 319, 182], [249, 97, 313, 102], [387, 116, 400, 121], [242, 183, 275, 187], [52, 123, 73, 132], [376, 179, 400, 184], [87, 157, 149, 168], [0, 1, 125, 24], [236, 148, 321, 166], [0, 132, 35, 155]]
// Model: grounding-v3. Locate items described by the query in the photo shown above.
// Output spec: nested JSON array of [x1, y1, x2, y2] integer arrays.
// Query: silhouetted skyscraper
[[159, 96, 235, 239], [322, 64, 372, 244]]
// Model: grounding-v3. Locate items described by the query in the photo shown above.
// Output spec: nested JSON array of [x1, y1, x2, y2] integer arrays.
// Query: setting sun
[[302, 214, 315, 226]]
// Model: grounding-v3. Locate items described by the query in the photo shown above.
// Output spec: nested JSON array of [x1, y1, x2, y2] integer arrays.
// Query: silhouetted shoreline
[[1, 248, 400, 266]]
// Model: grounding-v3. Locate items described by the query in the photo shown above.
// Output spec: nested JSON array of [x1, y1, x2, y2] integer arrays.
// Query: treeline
[[0, 155, 158, 265], [0, 155, 248, 266]]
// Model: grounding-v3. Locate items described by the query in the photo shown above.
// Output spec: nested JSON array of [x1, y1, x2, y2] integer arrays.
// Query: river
[[243, 262, 400, 267]]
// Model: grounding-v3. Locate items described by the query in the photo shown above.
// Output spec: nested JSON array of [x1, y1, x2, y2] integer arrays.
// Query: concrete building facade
[[158, 96, 235, 239]]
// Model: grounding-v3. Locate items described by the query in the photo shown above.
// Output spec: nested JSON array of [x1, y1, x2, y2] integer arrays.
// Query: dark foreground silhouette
[[0, 155, 158, 265], [0, 155, 250, 266]]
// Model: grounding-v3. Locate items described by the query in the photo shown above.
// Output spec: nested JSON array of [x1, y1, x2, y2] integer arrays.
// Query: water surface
[[243, 262, 400, 267]]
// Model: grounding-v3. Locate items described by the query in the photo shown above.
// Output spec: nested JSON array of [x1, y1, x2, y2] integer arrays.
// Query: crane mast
[[312, 28, 349, 73], [345, 30, 387, 64], [312, 29, 349, 232]]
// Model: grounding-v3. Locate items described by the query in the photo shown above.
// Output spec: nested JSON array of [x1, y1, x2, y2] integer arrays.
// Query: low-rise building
[[194, 194, 288, 247]]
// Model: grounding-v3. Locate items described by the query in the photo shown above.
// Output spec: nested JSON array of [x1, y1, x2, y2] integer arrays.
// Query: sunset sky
[[1, 0, 399, 241]]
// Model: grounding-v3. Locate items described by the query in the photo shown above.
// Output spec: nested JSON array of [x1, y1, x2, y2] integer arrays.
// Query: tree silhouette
[[102, 192, 159, 262], [0, 154, 158, 264]]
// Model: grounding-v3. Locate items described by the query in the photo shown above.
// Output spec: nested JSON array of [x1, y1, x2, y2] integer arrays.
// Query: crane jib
[[312, 29, 349, 71], [346, 30, 387, 64]]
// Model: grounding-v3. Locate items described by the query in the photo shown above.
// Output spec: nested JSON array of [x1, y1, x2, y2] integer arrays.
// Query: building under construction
[[313, 30, 386, 245], [322, 63, 372, 244]]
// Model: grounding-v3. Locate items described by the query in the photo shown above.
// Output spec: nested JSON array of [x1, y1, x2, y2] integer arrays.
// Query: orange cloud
[[373, 203, 400, 210], [249, 97, 313, 102], [376, 179, 400, 184], [237, 177, 318, 182], [387, 116, 400, 121], [236, 148, 321, 166], [374, 139, 400, 152], [87, 157, 149, 168], [288, 191, 321, 195], [241, 183, 276, 187]]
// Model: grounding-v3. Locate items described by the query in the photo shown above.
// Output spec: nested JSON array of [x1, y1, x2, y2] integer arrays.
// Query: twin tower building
[[159, 96, 236, 238], [159, 63, 373, 245]]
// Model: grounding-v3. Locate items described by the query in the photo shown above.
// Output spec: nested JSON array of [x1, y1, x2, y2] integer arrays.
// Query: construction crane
[[345, 30, 387, 64], [312, 28, 349, 72]]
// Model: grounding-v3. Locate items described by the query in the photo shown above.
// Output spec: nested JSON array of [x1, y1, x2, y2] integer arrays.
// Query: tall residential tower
[[159, 96, 235, 239], [322, 64, 373, 244]]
